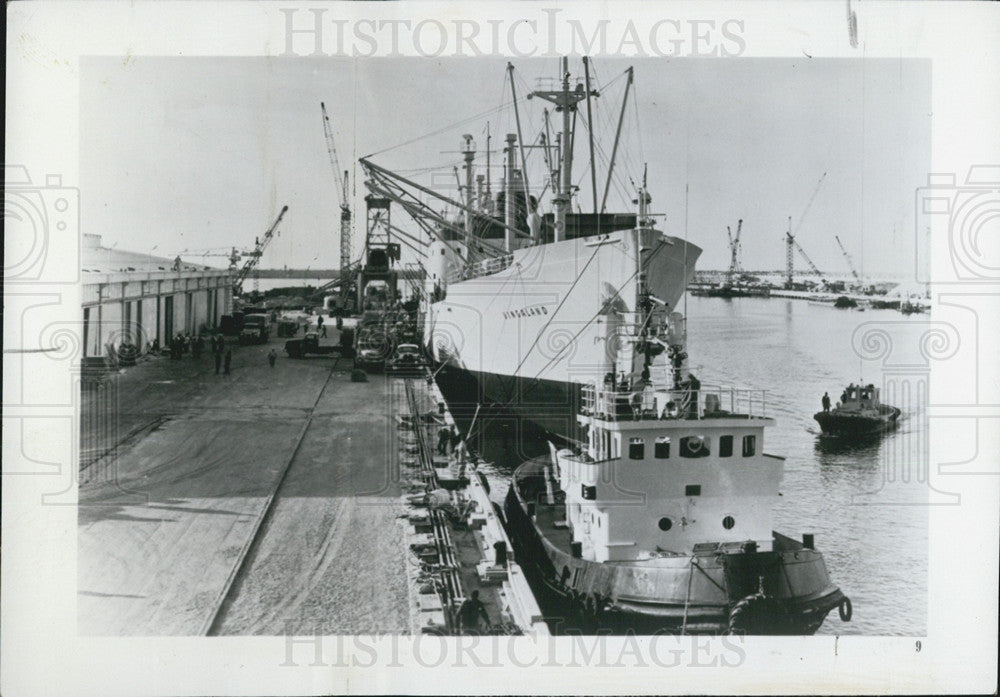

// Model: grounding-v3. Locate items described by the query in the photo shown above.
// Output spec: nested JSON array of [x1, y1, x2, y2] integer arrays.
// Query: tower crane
[[835, 235, 862, 284], [785, 172, 827, 287], [321, 102, 354, 307], [234, 205, 289, 295], [725, 219, 744, 287], [785, 216, 823, 281]]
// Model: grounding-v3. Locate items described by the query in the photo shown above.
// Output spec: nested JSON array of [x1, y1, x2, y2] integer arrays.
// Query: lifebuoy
[[838, 596, 853, 622]]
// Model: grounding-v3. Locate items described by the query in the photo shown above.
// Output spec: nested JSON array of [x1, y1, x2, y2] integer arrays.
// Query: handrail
[[581, 381, 769, 422]]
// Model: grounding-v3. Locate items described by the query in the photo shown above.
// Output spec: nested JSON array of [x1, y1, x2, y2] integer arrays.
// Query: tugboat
[[503, 202, 851, 634], [814, 383, 901, 437]]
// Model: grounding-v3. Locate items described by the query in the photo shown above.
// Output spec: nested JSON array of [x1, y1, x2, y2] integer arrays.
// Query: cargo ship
[[362, 58, 699, 443]]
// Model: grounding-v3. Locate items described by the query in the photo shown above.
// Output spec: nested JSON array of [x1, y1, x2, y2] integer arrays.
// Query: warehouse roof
[[81, 234, 226, 275]]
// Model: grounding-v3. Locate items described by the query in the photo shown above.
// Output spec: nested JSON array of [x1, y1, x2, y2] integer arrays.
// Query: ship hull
[[503, 460, 846, 635], [433, 361, 583, 444], [426, 229, 700, 442]]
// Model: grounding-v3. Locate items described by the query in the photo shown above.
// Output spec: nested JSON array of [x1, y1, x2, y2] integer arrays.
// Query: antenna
[[683, 182, 689, 320]]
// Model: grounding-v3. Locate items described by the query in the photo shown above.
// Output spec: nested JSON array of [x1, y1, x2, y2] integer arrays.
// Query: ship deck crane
[[234, 205, 289, 295], [321, 102, 353, 308], [835, 235, 862, 284]]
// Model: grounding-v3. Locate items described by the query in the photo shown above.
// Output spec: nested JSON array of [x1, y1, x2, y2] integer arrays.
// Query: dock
[[397, 377, 547, 635], [77, 325, 544, 636]]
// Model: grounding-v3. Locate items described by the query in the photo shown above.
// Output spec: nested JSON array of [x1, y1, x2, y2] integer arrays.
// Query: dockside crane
[[835, 235, 862, 284], [234, 205, 289, 296], [785, 215, 824, 283], [785, 172, 827, 288], [725, 219, 744, 287], [321, 101, 354, 309]]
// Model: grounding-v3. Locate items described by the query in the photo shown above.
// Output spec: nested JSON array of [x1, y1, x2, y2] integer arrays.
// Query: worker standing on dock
[[437, 426, 450, 455], [458, 590, 490, 634], [224, 349, 232, 376], [822, 392, 831, 412], [214, 337, 223, 374], [268, 349, 277, 368], [318, 314, 326, 338]]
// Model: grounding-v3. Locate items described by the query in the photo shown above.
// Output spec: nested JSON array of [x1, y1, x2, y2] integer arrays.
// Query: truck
[[284, 328, 355, 359], [239, 313, 270, 344]]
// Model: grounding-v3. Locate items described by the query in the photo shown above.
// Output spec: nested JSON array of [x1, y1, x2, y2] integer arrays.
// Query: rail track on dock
[[199, 362, 338, 636]]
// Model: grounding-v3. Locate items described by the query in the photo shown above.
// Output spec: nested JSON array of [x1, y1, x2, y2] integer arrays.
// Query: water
[[685, 296, 928, 636], [459, 296, 928, 636]]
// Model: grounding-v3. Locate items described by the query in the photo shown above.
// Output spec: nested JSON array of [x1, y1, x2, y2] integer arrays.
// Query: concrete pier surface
[[78, 330, 410, 635]]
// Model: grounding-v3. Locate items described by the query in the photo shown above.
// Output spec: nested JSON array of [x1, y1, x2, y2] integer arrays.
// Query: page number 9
[[915, 641, 922, 652]]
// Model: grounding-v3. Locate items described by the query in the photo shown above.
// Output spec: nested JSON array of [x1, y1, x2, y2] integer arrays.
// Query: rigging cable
[[475, 234, 676, 436]]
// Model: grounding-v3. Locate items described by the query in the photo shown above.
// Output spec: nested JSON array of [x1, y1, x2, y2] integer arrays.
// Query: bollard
[[802, 533, 814, 550], [493, 541, 508, 568]]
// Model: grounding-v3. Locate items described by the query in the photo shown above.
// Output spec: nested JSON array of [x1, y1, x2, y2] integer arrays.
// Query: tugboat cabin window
[[719, 435, 734, 457], [742, 435, 756, 457], [654, 436, 671, 459], [680, 435, 710, 458], [628, 437, 644, 460]]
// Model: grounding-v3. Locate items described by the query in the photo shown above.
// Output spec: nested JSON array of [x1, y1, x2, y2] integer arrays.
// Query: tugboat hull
[[504, 464, 846, 635], [813, 405, 900, 437]]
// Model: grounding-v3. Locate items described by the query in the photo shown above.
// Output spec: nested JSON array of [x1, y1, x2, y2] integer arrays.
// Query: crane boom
[[235, 206, 288, 293], [321, 102, 353, 305], [793, 237, 823, 277], [785, 172, 827, 287], [793, 172, 827, 238], [835, 235, 861, 282]]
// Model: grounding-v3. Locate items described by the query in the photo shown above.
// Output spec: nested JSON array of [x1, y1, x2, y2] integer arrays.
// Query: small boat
[[900, 299, 928, 314], [834, 296, 858, 308], [814, 383, 900, 437]]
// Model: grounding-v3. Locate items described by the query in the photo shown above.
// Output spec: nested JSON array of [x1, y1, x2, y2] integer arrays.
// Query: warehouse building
[[81, 233, 233, 358]]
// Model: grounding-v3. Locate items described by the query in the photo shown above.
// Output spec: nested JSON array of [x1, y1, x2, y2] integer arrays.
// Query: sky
[[81, 56, 930, 278]]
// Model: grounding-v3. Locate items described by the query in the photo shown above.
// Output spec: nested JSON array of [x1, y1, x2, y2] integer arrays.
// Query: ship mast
[[529, 56, 587, 243]]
